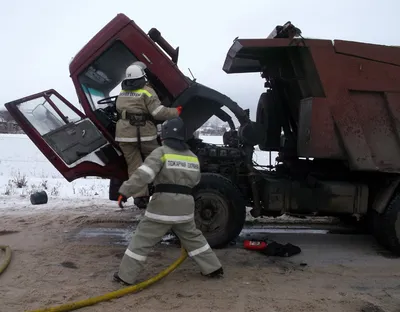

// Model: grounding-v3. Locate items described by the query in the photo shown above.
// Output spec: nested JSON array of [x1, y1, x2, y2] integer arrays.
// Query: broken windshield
[[78, 40, 139, 110]]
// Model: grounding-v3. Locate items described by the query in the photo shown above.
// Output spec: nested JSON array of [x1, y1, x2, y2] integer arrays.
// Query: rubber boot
[[201, 267, 224, 278], [113, 272, 132, 286]]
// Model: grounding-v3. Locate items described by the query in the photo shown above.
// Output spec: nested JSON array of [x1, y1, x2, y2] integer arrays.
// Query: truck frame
[[4, 14, 400, 254]]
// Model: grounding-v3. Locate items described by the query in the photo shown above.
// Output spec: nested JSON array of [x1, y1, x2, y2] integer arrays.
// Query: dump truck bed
[[223, 37, 400, 173]]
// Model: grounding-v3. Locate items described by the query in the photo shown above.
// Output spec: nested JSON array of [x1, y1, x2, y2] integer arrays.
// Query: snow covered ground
[[0, 134, 109, 199], [0, 133, 276, 202]]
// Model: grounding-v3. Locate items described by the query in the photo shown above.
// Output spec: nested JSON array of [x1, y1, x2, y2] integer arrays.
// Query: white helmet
[[132, 61, 147, 71], [125, 64, 145, 80]]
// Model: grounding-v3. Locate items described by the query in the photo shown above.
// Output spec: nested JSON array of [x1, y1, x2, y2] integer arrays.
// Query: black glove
[[117, 194, 127, 208], [134, 196, 149, 209]]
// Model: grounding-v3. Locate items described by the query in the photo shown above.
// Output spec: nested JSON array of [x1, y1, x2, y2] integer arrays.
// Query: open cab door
[[4, 89, 127, 182]]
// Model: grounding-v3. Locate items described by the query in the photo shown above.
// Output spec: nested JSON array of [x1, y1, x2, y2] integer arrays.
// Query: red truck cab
[[5, 13, 248, 183]]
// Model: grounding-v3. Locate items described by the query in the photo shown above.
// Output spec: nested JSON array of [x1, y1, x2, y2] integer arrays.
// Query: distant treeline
[[0, 110, 23, 134]]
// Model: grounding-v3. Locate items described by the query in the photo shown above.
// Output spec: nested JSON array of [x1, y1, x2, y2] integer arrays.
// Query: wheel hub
[[194, 192, 229, 235], [201, 208, 214, 220]]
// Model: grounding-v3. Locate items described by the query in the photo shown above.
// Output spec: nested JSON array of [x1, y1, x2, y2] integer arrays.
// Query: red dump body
[[224, 37, 400, 173]]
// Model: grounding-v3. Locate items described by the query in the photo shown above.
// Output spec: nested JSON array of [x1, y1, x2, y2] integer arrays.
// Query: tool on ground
[[243, 240, 268, 250], [243, 240, 301, 257]]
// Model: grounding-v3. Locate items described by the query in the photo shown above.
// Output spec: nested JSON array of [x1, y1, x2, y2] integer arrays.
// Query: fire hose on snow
[[0, 245, 188, 312]]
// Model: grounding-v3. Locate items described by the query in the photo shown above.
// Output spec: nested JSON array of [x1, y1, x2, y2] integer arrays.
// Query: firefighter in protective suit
[[115, 63, 182, 209], [114, 117, 223, 285]]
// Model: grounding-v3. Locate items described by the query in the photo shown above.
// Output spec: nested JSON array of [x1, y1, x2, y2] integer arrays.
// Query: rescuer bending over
[[115, 62, 182, 209], [114, 117, 223, 285]]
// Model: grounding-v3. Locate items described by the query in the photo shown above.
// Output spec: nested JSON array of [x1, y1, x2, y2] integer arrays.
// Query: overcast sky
[[1, 0, 399, 120]]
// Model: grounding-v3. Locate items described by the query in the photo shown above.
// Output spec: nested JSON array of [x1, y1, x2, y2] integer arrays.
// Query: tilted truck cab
[[5, 15, 400, 254], [4, 13, 253, 248]]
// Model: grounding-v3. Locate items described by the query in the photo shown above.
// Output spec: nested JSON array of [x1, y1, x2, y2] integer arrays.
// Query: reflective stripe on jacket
[[118, 145, 201, 224], [115, 85, 179, 142]]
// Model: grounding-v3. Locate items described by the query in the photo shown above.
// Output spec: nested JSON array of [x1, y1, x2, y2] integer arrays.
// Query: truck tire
[[256, 91, 282, 151], [374, 193, 400, 255], [367, 211, 386, 246], [30, 190, 48, 205], [192, 173, 246, 248]]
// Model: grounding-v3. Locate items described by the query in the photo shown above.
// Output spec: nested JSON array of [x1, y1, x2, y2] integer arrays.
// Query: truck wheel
[[30, 190, 48, 205], [367, 211, 386, 247], [374, 194, 400, 255], [192, 173, 246, 248]]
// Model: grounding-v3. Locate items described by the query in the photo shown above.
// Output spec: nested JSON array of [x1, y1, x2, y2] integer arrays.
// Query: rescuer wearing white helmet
[[114, 117, 223, 285], [115, 62, 182, 209]]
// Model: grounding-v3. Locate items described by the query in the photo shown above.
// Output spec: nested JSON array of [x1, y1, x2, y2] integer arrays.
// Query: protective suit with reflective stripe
[[115, 84, 179, 143], [119, 146, 200, 221], [114, 117, 223, 285], [115, 63, 181, 207]]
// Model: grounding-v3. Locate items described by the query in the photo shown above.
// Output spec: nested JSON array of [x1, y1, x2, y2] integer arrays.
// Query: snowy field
[[0, 133, 276, 201]]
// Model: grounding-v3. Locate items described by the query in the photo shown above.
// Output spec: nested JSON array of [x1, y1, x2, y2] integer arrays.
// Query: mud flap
[[109, 178, 124, 201]]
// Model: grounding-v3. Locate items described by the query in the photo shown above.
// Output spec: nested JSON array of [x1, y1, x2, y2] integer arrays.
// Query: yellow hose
[[27, 247, 188, 312], [0, 245, 12, 275]]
